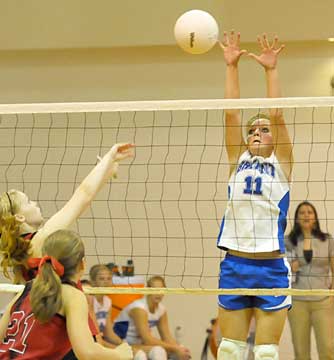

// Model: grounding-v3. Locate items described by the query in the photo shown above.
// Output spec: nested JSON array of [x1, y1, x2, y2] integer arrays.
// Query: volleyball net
[[0, 96, 333, 295]]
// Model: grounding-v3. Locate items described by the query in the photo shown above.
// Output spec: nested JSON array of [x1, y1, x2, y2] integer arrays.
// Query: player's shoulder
[[127, 298, 147, 315], [131, 297, 145, 306], [62, 283, 86, 308], [62, 283, 83, 295]]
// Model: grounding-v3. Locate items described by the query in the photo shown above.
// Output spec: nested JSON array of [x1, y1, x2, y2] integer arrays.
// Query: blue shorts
[[218, 253, 291, 311]]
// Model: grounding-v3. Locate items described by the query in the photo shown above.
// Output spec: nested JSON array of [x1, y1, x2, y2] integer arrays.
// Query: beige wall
[[1, 0, 333, 50], [0, 11, 333, 358], [0, 41, 333, 104]]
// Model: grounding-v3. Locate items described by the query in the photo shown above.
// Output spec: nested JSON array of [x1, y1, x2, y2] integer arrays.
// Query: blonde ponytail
[[30, 262, 63, 323], [30, 230, 84, 323]]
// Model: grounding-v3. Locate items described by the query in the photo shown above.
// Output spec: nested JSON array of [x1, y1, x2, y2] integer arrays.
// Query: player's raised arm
[[220, 31, 247, 172], [31, 143, 134, 256], [248, 34, 293, 179]]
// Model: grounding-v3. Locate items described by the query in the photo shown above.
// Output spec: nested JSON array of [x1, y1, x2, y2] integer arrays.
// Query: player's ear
[[79, 257, 86, 272]]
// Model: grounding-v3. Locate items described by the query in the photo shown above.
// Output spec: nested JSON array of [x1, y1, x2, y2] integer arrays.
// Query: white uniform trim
[[263, 258, 292, 310]]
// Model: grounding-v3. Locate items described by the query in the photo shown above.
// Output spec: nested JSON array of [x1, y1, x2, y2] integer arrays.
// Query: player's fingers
[[247, 52, 258, 60], [273, 35, 279, 49], [223, 31, 229, 46], [263, 33, 270, 48], [236, 32, 241, 46], [218, 40, 225, 49], [117, 143, 135, 153], [257, 35, 263, 49], [276, 44, 285, 54], [230, 29, 235, 43]]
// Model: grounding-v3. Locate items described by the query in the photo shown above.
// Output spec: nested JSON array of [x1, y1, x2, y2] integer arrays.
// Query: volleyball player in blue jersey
[[216, 32, 293, 360]]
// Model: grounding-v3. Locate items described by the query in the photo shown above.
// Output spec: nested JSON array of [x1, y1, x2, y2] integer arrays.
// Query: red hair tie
[[36, 255, 64, 277]]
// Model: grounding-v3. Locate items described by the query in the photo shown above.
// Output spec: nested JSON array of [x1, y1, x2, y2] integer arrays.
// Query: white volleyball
[[174, 10, 219, 54]]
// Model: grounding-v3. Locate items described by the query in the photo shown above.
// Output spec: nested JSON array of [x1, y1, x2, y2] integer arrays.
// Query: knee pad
[[148, 345, 167, 360], [134, 349, 147, 360], [217, 338, 247, 360], [253, 344, 279, 360]]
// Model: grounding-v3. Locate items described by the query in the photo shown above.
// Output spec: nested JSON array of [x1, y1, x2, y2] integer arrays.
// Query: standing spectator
[[285, 201, 334, 360]]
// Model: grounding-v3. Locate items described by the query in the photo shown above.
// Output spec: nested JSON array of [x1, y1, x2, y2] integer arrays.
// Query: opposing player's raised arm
[[31, 143, 134, 255], [220, 31, 247, 172], [248, 34, 293, 179]]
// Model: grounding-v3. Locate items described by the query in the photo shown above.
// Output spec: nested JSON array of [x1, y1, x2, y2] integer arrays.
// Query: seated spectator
[[114, 275, 191, 360], [89, 264, 124, 345], [89, 264, 157, 360]]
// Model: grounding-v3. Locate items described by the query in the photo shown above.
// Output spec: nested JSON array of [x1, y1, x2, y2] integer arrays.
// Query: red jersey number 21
[[0, 311, 35, 354]]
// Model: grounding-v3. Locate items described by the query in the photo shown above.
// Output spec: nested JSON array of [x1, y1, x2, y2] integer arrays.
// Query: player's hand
[[110, 143, 135, 163], [97, 143, 134, 179], [219, 30, 247, 66], [175, 345, 192, 360], [114, 342, 133, 359], [97, 143, 135, 165], [248, 34, 285, 70]]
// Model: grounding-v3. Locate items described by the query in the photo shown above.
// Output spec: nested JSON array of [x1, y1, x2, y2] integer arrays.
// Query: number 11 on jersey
[[243, 176, 263, 195]]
